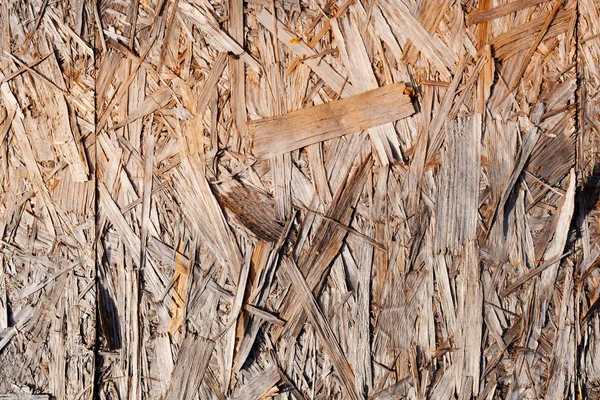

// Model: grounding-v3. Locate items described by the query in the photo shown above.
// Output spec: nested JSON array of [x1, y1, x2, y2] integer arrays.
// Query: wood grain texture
[[1, 0, 598, 399], [467, 0, 550, 25], [249, 83, 415, 158]]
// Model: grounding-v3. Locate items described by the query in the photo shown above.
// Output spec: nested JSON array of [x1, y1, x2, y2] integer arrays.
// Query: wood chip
[[249, 84, 414, 158]]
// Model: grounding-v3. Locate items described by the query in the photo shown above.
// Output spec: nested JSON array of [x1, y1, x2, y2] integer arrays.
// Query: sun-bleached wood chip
[[256, 9, 354, 96], [538, 169, 576, 305], [454, 241, 483, 396], [249, 84, 414, 158], [280, 257, 361, 400], [377, 0, 458, 79], [164, 335, 215, 400], [489, 8, 571, 61], [195, 52, 228, 117], [108, 87, 171, 132], [488, 106, 544, 234], [276, 155, 372, 338], [228, 365, 280, 400], [178, 1, 260, 72], [378, 270, 428, 349], [403, 0, 451, 64], [214, 180, 284, 242], [139, 123, 155, 270], [467, 0, 550, 26], [436, 114, 482, 253], [168, 242, 189, 336], [98, 182, 142, 266], [0, 305, 34, 352], [228, 0, 247, 152], [545, 266, 574, 400], [223, 252, 251, 393], [506, 0, 564, 93], [173, 155, 243, 279], [354, 225, 373, 395], [331, 10, 403, 165]]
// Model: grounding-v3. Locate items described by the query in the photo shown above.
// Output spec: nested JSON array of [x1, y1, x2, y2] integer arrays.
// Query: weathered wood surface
[[249, 83, 415, 159], [1, 0, 599, 399], [0, 0, 96, 398]]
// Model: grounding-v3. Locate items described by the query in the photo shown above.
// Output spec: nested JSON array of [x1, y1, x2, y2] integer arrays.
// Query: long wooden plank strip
[[139, 122, 155, 269], [228, 0, 246, 152], [223, 253, 251, 393], [455, 241, 483, 396], [196, 52, 228, 117], [249, 83, 414, 158], [108, 87, 171, 132], [538, 169, 576, 307], [466, 0, 549, 26]]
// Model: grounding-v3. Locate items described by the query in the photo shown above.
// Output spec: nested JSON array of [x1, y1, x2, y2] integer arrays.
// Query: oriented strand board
[[2, 0, 600, 399]]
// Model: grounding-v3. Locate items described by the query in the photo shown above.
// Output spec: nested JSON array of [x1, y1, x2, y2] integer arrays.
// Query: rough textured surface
[[0, 0, 598, 399]]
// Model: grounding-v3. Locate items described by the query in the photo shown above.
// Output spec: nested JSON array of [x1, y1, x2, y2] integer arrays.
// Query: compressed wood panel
[[2, 0, 600, 399]]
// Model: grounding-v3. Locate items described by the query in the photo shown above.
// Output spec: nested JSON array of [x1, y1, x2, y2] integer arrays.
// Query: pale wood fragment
[[467, 0, 550, 26], [249, 84, 414, 158], [164, 335, 215, 400]]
